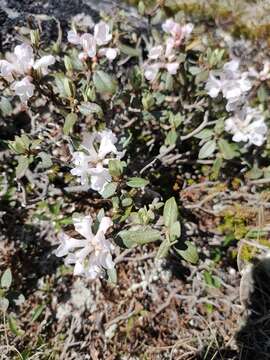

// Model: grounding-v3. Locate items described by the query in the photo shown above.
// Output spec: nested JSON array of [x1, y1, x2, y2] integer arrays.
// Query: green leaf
[[195, 129, 213, 139], [169, 221, 181, 241], [203, 271, 221, 288], [93, 70, 117, 95], [198, 140, 216, 159], [0, 97, 12, 116], [107, 268, 117, 284], [175, 241, 199, 264], [127, 177, 149, 188], [54, 74, 73, 98], [156, 237, 171, 259], [211, 157, 223, 180], [119, 43, 141, 57], [101, 182, 117, 199], [218, 139, 239, 160], [78, 102, 103, 118], [8, 315, 24, 336], [63, 113, 77, 135], [0, 298, 9, 312], [165, 129, 177, 146], [109, 159, 123, 177], [119, 228, 161, 248], [31, 304, 45, 322], [1, 268, 12, 289], [38, 152, 53, 169], [163, 197, 178, 228], [16, 156, 29, 179], [189, 66, 202, 75], [246, 165, 264, 180]]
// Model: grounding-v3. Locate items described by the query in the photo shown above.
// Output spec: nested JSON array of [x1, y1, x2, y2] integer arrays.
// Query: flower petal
[[73, 214, 93, 240], [67, 30, 81, 45], [94, 21, 112, 46]]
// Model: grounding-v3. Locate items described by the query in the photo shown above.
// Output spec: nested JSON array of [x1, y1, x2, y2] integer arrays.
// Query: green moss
[[218, 209, 249, 241]]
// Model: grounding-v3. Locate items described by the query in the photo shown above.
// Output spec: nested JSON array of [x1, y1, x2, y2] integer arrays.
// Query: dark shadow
[[236, 257, 270, 360], [195, 257, 270, 359], [0, 199, 62, 298]]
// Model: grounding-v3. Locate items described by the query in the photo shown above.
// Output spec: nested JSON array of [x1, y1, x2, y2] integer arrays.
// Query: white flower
[[33, 55, 55, 75], [148, 45, 163, 60], [162, 19, 193, 46], [166, 62, 179, 75], [80, 33, 96, 58], [11, 76, 35, 103], [94, 21, 112, 46], [71, 129, 121, 193], [0, 43, 55, 102], [98, 47, 118, 61], [68, 21, 117, 61], [1, 43, 55, 78], [206, 59, 252, 110], [225, 106, 267, 146], [144, 42, 179, 81], [13, 43, 34, 74], [67, 30, 81, 45], [55, 214, 114, 279], [144, 63, 161, 81], [205, 73, 222, 98]]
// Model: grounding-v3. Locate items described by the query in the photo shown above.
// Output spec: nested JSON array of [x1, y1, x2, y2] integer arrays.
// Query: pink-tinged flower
[[11, 76, 35, 103], [55, 214, 114, 279], [94, 21, 112, 46], [67, 21, 117, 62], [71, 129, 122, 194], [225, 106, 267, 146], [80, 33, 96, 58], [162, 19, 193, 46]]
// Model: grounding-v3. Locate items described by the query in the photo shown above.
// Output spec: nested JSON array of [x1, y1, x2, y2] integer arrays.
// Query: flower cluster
[[55, 214, 114, 278], [206, 59, 268, 146], [206, 59, 252, 111], [225, 106, 267, 146], [144, 19, 193, 81], [162, 18, 193, 47], [0, 43, 55, 102], [68, 21, 117, 61], [70, 129, 122, 194]]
